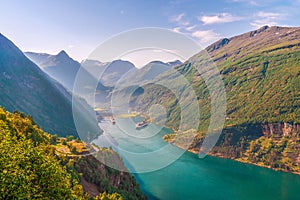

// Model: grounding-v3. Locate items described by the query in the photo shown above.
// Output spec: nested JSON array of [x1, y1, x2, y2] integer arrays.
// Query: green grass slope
[[130, 26, 300, 173]]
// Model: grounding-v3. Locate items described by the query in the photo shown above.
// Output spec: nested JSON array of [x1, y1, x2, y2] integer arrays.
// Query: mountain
[[142, 60, 182, 68], [129, 26, 300, 174], [0, 107, 146, 199], [133, 25, 300, 127], [25, 50, 80, 91], [25, 54, 136, 106], [166, 60, 182, 67], [198, 26, 300, 125], [25, 51, 112, 106], [80, 59, 108, 79], [0, 33, 101, 139], [81, 59, 135, 87], [111, 60, 181, 89]]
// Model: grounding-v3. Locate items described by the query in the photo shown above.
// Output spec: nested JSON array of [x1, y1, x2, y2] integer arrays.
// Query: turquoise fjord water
[[93, 118, 300, 200]]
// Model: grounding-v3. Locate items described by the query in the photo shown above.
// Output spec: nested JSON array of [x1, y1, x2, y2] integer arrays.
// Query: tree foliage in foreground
[[0, 107, 127, 199], [0, 107, 86, 199]]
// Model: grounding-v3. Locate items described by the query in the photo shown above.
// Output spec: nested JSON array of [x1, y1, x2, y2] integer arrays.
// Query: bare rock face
[[262, 123, 300, 138], [249, 25, 269, 37], [207, 38, 230, 53]]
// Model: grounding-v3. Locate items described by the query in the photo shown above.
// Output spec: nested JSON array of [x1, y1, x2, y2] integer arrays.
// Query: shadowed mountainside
[[0, 33, 101, 139]]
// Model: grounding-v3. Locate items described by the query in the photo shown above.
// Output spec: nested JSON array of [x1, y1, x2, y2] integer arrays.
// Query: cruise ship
[[135, 120, 148, 129]]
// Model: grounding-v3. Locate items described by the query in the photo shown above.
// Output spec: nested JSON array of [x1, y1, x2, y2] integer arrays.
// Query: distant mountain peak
[[110, 59, 132, 65], [57, 50, 70, 59], [167, 60, 182, 67], [260, 25, 269, 30], [24, 50, 80, 90], [145, 60, 182, 68], [207, 38, 230, 53], [0, 33, 102, 138], [148, 60, 166, 65], [249, 25, 269, 37]]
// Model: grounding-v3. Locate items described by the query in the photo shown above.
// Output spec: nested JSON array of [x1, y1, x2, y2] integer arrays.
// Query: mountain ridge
[[25, 50, 81, 91], [0, 33, 101, 139], [127, 25, 300, 174]]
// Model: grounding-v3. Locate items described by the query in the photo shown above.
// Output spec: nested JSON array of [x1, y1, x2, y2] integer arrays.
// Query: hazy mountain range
[[1, 26, 299, 174], [0, 33, 100, 139], [26, 51, 182, 89]]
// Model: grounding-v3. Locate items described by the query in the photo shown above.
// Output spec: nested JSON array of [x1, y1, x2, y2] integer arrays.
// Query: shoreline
[[94, 113, 300, 176], [171, 143, 300, 176]]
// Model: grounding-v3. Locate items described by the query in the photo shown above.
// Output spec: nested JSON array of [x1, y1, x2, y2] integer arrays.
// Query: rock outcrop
[[262, 123, 300, 138]]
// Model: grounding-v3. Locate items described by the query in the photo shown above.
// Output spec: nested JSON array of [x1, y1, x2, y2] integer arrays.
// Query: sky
[[0, 0, 299, 66]]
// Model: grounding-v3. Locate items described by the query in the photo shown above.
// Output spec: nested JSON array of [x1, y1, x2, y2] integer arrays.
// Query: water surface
[[93, 118, 300, 200]]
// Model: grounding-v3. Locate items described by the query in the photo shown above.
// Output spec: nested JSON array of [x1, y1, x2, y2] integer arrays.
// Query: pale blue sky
[[0, 0, 299, 63]]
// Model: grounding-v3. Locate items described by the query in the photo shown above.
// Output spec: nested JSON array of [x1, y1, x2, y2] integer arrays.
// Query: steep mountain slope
[[132, 26, 300, 127], [0, 33, 100, 139], [25, 55, 136, 107], [0, 107, 146, 199], [0, 107, 86, 199], [25, 51, 80, 91], [201, 26, 300, 125], [130, 26, 300, 173]]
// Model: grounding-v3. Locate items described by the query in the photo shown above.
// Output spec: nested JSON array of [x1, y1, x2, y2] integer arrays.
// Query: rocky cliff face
[[165, 121, 300, 173], [262, 123, 300, 138], [185, 122, 300, 173]]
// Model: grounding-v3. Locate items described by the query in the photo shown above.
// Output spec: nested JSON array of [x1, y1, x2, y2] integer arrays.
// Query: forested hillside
[[0, 107, 146, 199]]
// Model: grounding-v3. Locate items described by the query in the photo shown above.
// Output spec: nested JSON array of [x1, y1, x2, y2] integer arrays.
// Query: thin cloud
[[191, 29, 221, 45], [172, 27, 182, 33], [186, 25, 196, 31], [170, 13, 222, 46], [229, 0, 259, 6], [250, 11, 286, 28], [256, 11, 282, 18], [198, 13, 242, 25], [171, 13, 185, 22], [170, 12, 190, 26], [172, 25, 197, 34]]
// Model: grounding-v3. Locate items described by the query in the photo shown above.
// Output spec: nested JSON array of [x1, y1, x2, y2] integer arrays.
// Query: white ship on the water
[[135, 120, 148, 129]]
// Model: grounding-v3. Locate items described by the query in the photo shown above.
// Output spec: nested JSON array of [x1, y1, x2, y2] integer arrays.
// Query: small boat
[[135, 120, 148, 129], [110, 117, 116, 125]]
